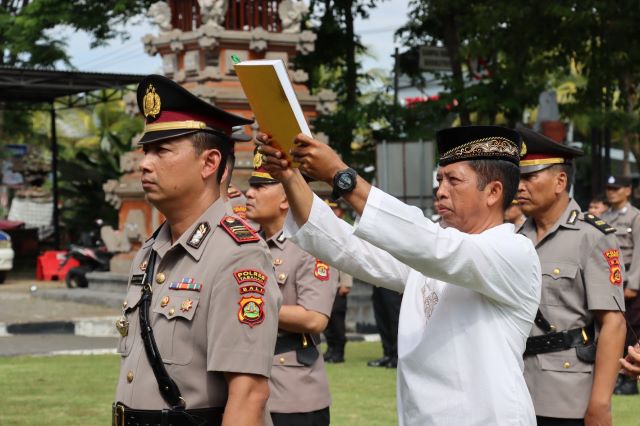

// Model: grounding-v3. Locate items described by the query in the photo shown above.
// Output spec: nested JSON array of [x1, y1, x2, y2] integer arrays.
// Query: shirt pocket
[[272, 350, 305, 367], [540, 262, 579, 306], [116, 286, 143, 357], [152, 293, 200, 365], [538, 350, 593, 374]]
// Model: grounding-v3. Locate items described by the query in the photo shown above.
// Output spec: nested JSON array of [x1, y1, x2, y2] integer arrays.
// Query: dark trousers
[[537, 416, 583, 426], [371, 286, 402, 359], [324, 293, 347, 354], [625, 293, 640, 349], [271, 407, 330, 426]]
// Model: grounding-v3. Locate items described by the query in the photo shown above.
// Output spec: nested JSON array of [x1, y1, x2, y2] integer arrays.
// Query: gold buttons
[[563, 362, 571, 369], [126, 371, 134, 383], [553, 268, 560, 275], [122, 300, 128, 309], [273, 258, 283, 266], [160, 296, 170, 307], [278, 273, 287, 282], [168, 308, 175, 316], [279, 357, 285, 364], [156, 272, 166, 284]]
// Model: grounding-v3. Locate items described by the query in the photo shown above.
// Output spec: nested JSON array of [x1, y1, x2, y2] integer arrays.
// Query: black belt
[[112, 403, 223, 426], [525, 323, 595, 356]]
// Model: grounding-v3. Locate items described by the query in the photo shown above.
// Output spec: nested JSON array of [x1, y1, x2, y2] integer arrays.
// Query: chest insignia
[[273, 258, 283, 266], [139, 261, 148, 271], [603, 249, 623, 286], [583, 214, 616, 234], [187, 222, 211, 249], [314, 259, 330, 281], [220, 216, 260, 244], [169, 277, 202, 292], [566, 210, 579, 225], [160, 296, 170, 307], [238, 296, 265, 327], [180, 299, 194, 312]]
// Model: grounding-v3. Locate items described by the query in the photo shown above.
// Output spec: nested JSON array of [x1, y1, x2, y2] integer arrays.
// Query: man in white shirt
[[257, 126, 541, 425]]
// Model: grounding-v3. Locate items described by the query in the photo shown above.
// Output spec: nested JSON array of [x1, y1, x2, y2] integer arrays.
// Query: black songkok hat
[[136, 74, 253, 145], [436, 126, 522, 167]]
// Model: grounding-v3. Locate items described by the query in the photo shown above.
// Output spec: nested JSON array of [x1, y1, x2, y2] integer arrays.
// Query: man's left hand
[[338, 286, 351, 296], [290, 134, 348, 184]]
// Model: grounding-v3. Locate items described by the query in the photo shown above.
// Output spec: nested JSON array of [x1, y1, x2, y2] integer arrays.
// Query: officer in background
[[221, 127, 253, 222], [602, 175, 640, 395], [516, 127, 626, 425], [368, 286, 402, 368], [113, 75, 281, 426], [246, 150, 337, 426]]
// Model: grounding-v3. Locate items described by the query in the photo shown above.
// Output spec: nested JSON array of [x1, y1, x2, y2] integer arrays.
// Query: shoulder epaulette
[[582, 213, 616, 234], [219, 216, 260, 244]]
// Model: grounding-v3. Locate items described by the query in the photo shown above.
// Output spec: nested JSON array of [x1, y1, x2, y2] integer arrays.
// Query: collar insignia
[[187, 222, 211, 249]]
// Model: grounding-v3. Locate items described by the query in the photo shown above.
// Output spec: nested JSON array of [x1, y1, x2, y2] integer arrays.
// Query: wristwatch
[[331, 168, 358, 200]]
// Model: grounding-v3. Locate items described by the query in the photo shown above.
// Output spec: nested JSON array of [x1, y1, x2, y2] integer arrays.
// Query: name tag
[[130, 274, 145, 286]]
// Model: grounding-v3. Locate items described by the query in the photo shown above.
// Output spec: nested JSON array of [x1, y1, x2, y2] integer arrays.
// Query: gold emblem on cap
[[143, 84, 161, 119], [520, 142, 527, 157], [253, 152, 263, 169]]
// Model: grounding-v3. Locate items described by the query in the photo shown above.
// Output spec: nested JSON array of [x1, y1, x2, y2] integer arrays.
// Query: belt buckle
[[112, 403, 125, 426]]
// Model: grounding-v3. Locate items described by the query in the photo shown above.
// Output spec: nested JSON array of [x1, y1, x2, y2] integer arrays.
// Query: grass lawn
[[0, 342, 637, 425]]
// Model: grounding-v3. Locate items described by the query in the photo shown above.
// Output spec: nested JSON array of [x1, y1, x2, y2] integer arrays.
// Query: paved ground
[[0, 335, 117, 356], [0, 277, 119, 323]]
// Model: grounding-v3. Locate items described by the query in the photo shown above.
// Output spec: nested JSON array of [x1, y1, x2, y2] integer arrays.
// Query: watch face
[[337, 173, 354, 190]]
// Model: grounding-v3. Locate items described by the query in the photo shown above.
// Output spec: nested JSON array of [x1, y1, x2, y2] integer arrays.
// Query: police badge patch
[[237, 296, 265, 327], [603, 249, 623, 286], [314, 259, 330, 281]]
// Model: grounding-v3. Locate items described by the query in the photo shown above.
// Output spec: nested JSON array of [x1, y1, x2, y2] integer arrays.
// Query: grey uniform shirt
[[602, 202, 640, 291], [266, 231, 337, 414], [518, 199, 625, 418], [115, 198, 282, 410]]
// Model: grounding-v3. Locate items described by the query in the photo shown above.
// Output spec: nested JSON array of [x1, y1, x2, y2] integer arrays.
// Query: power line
[[74, 39, 141, 68]]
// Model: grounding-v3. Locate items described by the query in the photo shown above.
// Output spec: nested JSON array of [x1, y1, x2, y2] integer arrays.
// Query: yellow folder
[[234, 59, 312, 165]]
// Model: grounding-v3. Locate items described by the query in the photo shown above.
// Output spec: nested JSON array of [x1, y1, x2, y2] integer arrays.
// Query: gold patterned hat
[[517, 126, 583, 174], [136, 75, 252, 145], [437, 126, 522, 166]]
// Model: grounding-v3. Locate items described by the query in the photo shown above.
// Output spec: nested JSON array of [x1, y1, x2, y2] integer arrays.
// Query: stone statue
[[199, 0, 227, 29], [278, 0, 308, 33], [148, 1, 172, 33]]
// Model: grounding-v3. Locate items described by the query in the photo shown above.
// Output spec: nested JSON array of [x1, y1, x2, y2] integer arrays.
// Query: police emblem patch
[[603, 249, 623, 286], [143, 84, 161, 120], [314, 259, 330, 281], [187, 222, 211, 248], [238, 296, 265, 327]]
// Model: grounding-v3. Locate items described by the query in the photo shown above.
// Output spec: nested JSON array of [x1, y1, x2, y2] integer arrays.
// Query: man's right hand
[[256, 133, 296, 183]]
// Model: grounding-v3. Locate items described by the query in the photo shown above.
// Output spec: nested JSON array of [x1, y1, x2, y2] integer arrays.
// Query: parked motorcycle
[[63, 219, 112, 288]]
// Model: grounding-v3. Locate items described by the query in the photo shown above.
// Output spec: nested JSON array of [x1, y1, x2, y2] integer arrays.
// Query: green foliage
[[52, 100, 143, 236]]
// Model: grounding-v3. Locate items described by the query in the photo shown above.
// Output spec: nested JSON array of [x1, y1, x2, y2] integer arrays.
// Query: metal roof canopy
[[0, 67, 146, 249]]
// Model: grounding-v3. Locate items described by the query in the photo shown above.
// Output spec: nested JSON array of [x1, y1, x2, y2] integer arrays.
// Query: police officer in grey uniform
[[516, 127, 627, 425], [602, 175, 640, 395], [113, 75, 282, 426], [246, 150, 337, 426]]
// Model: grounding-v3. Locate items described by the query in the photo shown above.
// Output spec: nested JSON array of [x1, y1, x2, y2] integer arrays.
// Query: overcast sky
[[56, 1, 410, 76]]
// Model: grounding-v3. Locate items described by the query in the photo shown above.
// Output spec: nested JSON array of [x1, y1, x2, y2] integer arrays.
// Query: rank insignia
[[603, 249, 623, 286], [160, 296, 170, 307], [187, 222, 211, 249], [314, 259, 330, 281], [169, 277, 202, 291], [220, 216, 260, 244], [180, 299, 194, 312], [143, 83, 161, 120], [139, 261, 148, 271], [238, 296, 265, 327]]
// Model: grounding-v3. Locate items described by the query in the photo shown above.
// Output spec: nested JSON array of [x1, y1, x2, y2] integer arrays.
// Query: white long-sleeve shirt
[[284, 187, 541, 425]]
